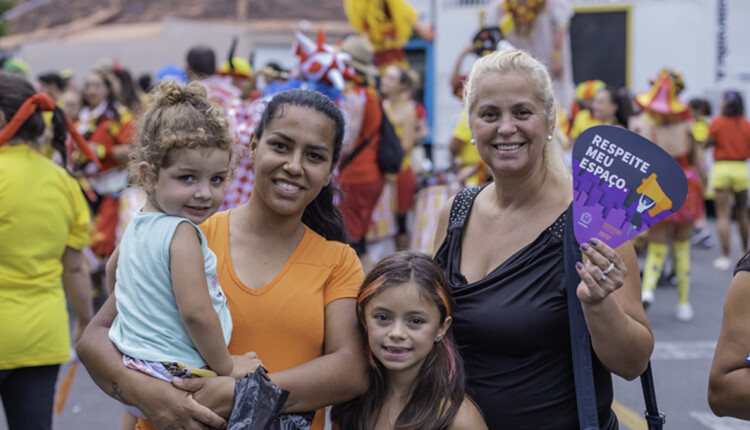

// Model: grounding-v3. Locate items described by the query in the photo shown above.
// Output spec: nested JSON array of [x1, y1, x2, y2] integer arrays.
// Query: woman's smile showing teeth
[[492, 143, 524, 151], [275, 180, 302, 193]]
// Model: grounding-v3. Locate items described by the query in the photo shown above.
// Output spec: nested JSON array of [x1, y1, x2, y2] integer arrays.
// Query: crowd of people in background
[[4, 0, 750, 428]]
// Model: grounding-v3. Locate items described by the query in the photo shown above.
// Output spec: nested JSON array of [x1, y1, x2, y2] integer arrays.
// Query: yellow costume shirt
[[0, 145, 90, 370]]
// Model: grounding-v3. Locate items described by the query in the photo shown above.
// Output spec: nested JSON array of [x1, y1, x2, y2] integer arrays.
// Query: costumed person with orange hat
[[707, 90, 750, 270], [484, 0, 575, 112], [344, 0, 434, 74], [634, 68, 702, 322], [0, 71, 96, 430]]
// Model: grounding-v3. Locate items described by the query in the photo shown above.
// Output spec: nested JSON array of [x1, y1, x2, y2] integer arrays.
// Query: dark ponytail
[[255, 88, 348, 242], [50, 106, 69, 166], [301, 184, 348, 242]]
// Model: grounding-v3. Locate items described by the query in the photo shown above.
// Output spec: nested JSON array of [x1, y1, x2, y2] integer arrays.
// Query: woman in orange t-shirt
[[708, 91, 750, 269], [77, 89, 368, 430]]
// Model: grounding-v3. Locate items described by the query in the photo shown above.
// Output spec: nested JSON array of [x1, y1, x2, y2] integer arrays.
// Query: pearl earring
[[547, 135, 553, 141], [470, 139, 476, 146]]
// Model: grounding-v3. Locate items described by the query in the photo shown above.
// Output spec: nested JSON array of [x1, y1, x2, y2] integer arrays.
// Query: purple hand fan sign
[[572, 125, 688, 249]]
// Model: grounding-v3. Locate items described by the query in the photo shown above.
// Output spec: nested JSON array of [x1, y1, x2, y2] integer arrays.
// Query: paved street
[[614, 217, 750, 430], [3, 219, 750, 430]]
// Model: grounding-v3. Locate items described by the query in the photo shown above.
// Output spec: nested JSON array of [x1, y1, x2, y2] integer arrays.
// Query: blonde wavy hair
[[130, 80, 234, 186], [463, 49, 570, 182]]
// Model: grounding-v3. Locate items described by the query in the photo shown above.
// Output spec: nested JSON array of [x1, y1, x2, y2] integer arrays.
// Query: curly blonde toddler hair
[[130, 80, 234, 186]]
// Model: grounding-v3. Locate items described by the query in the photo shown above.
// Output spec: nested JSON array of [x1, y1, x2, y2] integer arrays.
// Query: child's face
[[363, 282, 451, 379], [143, 147, 231, 224]]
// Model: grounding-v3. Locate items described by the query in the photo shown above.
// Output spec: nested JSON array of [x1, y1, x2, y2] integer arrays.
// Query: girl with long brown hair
[[331, 251, 486, 429]]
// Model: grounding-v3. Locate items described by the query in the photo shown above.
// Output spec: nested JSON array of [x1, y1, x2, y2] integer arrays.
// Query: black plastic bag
[[228, 367, 313, 430]]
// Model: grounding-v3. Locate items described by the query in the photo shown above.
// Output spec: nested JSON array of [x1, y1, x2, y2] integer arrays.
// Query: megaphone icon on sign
[[636, 173, 672, 217]]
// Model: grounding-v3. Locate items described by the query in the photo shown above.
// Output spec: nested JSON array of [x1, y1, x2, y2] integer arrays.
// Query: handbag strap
[[563, 204, 600, 430], [564, 205, 665, 430], [641, 362, 665, 429]]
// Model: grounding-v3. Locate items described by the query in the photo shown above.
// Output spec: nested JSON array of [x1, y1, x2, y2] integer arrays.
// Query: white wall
[[433, 2, 487, 169]]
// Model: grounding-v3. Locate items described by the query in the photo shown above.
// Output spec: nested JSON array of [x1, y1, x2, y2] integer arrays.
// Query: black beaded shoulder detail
[[449, 186, 483, 227], [734, 251, 750, 275], [546, 210, 566, 241]]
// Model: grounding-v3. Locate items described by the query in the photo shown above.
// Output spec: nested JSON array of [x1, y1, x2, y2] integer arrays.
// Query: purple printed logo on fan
[[572, 125, 688, 249]]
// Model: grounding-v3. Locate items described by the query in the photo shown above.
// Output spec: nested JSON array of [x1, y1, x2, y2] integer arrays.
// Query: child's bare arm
[[448, 397, 488, 430], [106, 246, 120, 295], [170, 222, 234, 376]]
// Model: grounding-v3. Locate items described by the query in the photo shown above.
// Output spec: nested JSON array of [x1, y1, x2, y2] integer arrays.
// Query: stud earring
[[547, 135, 553, 142], [435, 336, 442, 342], [470, 139, 476, 146]]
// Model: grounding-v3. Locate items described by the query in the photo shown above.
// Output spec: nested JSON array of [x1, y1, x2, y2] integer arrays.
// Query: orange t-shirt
[[709, 115, 750, 161], [338, 84, 383, 185], [136, 211, 363, 430]]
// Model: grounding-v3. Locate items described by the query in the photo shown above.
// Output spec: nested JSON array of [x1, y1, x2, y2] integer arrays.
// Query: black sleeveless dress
[[435, 186, 617, 430]]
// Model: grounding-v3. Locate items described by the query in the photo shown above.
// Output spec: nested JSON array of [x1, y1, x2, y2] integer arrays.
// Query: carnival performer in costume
[[218, 57, 261, 211], [381, 64, 419, 251], [76, 69, 135, 264], [344, 0, 434, 73], [0, 71, 98, 430], [337, 35, 388, 266], [634, 68, 702, 322], [688, 98, 714, 249], [484, 0, 575, 112], [568, 80, 607, 140]]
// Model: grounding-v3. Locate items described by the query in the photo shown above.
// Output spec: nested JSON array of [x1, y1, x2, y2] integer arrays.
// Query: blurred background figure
[[344, 0, 434, 73], [218, 57, 257, 101], [38, 72, 65, 101], [60, 90, 83, 123], [568, 79, 606, 140], [484, 0, 575, 112], [634, 68, 702, 322], [381, 64, 419, 251], [0, 55, 31, 77], [155, 64, 188, 85], [337, 34, 387, 269], [75, 67, 136, 306], [707, 91, 750, 270], [689, 97, 714, 249], [186, 45, 240, 106]]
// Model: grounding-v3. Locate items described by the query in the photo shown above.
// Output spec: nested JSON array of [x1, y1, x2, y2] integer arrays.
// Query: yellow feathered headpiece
[[344, 0, 418, 49]]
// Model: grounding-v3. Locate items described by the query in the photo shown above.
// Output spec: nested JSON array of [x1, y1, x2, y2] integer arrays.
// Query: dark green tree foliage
[[0, 0, 14, 37]]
